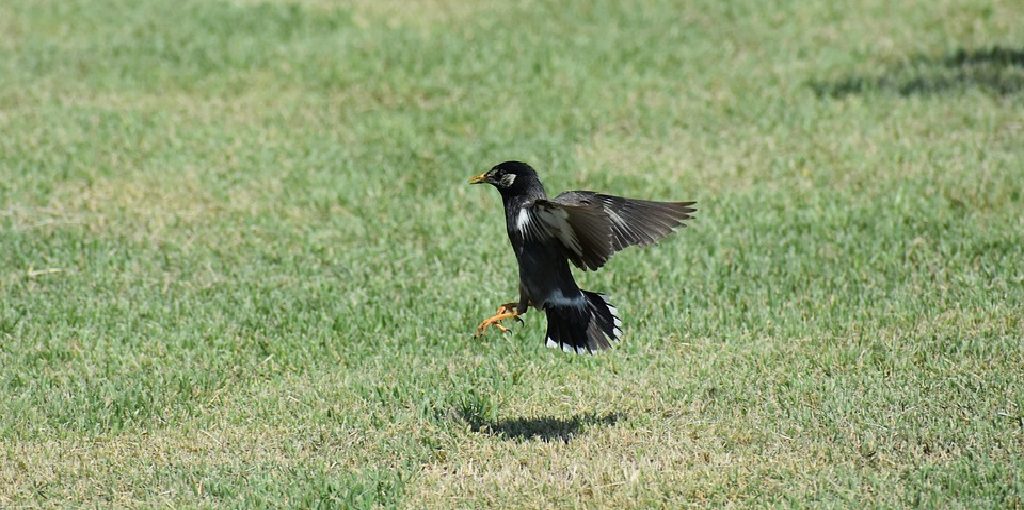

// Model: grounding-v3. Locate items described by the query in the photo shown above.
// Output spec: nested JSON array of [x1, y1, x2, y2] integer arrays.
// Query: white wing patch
[[515, 208, 532, 233], [516, 207, 549, 240]]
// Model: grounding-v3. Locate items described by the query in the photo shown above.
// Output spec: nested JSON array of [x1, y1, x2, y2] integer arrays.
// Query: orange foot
[[475, 302, 521, 336]]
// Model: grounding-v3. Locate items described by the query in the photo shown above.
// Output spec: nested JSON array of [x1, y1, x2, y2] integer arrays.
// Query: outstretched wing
[[518, 198, 615, 270], [554, 191, 696, 252], [520, 191, 696, 271]]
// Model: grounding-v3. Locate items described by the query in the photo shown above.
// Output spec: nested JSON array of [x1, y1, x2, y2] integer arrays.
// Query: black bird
[[469, 161, 696, 354]]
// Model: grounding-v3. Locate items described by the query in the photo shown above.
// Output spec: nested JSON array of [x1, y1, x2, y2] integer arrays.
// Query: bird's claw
[[474, 303, 520, 337]]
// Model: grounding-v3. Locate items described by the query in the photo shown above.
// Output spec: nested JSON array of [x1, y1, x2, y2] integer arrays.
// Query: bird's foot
[[475, 302, 521, 336]]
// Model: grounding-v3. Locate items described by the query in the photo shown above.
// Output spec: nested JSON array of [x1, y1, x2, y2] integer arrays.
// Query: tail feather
[[544, 291, 621, 354]]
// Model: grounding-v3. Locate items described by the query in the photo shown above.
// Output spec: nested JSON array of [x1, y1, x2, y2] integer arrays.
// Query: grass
[[1, 0, 1023, 507]]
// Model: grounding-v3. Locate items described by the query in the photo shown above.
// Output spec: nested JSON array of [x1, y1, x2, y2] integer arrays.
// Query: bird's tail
[[544, 291, 622, 354]]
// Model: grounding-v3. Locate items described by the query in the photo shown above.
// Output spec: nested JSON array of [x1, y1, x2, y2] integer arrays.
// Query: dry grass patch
[[407, 415, 831, 508]]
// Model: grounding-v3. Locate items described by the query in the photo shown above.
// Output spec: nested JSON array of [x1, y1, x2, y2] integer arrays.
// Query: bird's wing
[[524, 192, 696, 271], [520, 198, 614, 270], [555, 191, 697, 252]]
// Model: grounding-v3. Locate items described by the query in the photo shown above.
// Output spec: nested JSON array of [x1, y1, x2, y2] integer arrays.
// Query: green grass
[[2, 0, 1023, 507]]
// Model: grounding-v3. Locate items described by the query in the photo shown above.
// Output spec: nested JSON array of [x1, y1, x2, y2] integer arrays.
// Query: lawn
[[1, 0, 1023, 507]]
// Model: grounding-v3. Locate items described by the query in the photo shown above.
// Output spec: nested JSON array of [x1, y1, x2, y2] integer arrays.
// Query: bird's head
[[468, 160, 543, 196]]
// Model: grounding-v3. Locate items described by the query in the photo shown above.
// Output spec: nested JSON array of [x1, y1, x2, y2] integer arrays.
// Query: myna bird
[[469, 161, 696, 354]]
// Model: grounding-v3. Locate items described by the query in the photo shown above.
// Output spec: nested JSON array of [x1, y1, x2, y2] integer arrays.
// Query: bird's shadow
[[809, 46, 1024, 98], [461, 411, 622, 443]]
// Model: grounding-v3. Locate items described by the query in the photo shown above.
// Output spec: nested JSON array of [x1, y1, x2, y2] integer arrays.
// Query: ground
[[1, 0, 1023, 508]]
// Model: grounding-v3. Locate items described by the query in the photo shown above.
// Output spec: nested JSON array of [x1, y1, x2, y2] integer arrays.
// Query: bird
[[468, 160, 696, 354]]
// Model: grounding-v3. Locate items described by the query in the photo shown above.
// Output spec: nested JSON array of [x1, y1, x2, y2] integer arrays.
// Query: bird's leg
[[475, 302, 520, 336]]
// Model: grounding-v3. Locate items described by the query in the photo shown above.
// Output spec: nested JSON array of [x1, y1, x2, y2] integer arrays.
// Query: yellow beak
[[468, 173, 488, 184]]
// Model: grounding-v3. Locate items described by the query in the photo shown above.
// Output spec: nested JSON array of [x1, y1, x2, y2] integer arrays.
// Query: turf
[[2, 0, 1023, 507]]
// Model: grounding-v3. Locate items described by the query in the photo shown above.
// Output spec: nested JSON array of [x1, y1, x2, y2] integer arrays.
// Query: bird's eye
[[499, 173, 516, 187]]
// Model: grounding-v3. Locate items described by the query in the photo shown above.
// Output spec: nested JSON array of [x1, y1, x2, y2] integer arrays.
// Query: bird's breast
[[513, 235, 578, 308]]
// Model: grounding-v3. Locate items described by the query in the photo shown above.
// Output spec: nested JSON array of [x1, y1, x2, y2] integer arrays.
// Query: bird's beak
[[468, 172, 488, 185]]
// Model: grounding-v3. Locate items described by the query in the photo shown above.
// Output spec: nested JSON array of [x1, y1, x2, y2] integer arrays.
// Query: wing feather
[[556, 191, 696, 253], [522, 191, 696, 271], [528, 200, 613, 270]]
